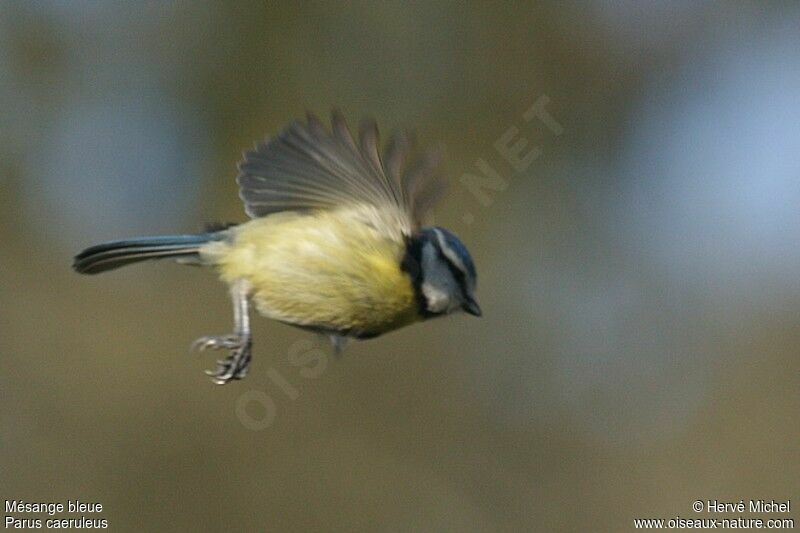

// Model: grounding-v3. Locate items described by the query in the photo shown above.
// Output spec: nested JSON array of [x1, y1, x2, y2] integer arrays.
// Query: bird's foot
[[191, 334, 252, 385]]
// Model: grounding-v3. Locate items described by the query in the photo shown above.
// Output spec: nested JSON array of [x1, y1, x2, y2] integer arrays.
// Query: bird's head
[[403, 227, 481, 319]]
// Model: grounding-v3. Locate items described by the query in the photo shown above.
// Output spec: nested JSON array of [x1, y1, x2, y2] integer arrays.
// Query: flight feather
[[236, 111, 446, 234]]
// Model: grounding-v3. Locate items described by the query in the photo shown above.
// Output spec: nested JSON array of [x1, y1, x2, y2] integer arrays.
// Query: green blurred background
[[1, 2, 798, 531]]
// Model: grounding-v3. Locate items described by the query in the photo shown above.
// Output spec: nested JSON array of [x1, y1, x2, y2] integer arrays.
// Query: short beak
[[463, 298, 482, 317]]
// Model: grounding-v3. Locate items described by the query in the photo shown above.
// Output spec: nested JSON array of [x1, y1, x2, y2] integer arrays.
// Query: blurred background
[[1, 1, 798, 531]]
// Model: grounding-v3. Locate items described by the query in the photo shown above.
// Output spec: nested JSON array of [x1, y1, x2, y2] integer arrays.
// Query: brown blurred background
[[1, 2, 798, 531]]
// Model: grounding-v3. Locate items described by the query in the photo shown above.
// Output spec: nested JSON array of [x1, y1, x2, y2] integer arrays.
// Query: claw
[[191, 334, 243, 352], [195, 335, 252, 385]]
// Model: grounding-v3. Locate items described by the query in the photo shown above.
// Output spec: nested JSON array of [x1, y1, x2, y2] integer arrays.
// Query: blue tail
[[73, 233, 222, 275]]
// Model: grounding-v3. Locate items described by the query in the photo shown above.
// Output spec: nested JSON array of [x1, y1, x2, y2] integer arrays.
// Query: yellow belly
[[200, 209, 419, 337]]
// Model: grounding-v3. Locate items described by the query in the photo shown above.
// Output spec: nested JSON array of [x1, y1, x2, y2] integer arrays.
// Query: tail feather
[[73, 234, 220, 275]]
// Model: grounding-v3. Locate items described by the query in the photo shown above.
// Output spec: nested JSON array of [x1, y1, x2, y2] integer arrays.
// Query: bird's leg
[[191, 280, 252, 385], [329, 334, 348, 357]]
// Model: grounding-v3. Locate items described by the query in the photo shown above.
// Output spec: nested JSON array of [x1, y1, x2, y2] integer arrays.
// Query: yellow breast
[[200, 208, 419, 336]]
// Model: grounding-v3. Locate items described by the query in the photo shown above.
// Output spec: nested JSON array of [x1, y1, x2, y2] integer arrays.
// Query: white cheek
[[422, 282, 450, 313]]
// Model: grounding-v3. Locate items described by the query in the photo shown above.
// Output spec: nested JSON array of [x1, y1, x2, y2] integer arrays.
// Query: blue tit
[[74, 111, 480, 384]]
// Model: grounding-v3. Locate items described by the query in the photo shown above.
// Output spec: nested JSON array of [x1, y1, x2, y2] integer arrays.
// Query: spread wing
[[236, 111, 446, 235]]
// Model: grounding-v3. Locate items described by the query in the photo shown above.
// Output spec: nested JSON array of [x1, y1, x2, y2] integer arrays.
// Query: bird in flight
[[74, 111, 480, 384]]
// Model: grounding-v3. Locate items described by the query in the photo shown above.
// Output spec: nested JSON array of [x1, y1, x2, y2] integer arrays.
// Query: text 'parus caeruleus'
[[74, 111, 480, 384]]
